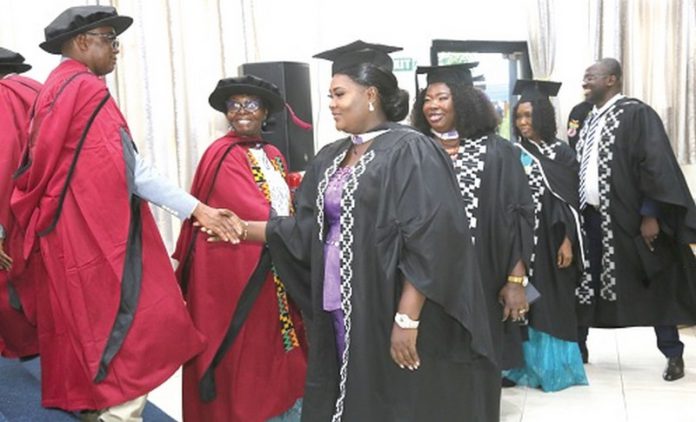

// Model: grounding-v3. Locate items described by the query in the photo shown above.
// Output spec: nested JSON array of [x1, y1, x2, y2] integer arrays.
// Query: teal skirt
[[503, 327, 588, 392]]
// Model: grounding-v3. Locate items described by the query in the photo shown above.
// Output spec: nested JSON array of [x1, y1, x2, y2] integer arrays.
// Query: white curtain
[[586, 0, 696, 165], [526, 0, 556, 78], [525, 0, 562, 138], [623, 0, 696, 166]]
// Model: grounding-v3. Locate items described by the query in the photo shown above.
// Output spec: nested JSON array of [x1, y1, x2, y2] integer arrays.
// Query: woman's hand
[[0, 240, 12, 270], [557, 236, 573, 268], [499, 282, 528, 322], [390, 324, 420, 370], [641, 216, 660, 251]]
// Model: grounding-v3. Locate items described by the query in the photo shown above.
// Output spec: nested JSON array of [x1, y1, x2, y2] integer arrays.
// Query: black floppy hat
[[513, 79, 562, 102], [0, 47, 31, 74], [208, 75, 285, 114], [313, 40, 402, 75], [39, 6, 133, 54]]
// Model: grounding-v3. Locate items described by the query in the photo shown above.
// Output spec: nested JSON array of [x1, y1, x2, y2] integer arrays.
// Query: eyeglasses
[[583, 73, 608, 83], [226, 99, 263, 113], [85, 31, 120, 49]]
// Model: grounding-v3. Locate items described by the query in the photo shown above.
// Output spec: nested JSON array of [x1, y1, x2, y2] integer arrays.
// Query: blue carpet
[[0, 357, 175, 421]]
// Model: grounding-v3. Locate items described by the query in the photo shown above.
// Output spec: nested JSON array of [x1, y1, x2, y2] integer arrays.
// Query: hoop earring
[[368, 102, 375, 112]]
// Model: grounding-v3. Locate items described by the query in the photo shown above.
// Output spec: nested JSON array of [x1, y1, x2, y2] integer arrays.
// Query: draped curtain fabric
[[586, 0, 696, 165], [528, 0, 695, 167], [525, 0, 562, 139], [526, 0, 555, 78]]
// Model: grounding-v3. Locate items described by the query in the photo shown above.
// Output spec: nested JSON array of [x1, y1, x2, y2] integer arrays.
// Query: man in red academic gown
[[11, 6, 243, 420], [0, 47, 41, 359]]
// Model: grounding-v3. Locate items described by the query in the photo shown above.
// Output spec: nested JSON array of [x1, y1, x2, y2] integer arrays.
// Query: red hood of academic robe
[[11, 59, 205, 410]]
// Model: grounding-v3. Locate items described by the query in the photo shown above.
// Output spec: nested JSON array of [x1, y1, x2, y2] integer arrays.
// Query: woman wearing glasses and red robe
[[173, 75, 310, 422]]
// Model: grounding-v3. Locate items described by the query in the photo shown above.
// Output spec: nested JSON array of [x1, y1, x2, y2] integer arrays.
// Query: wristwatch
[[0, 223, 6, 240], [507, 275, 529, 287], [394, 313, 420, 329]]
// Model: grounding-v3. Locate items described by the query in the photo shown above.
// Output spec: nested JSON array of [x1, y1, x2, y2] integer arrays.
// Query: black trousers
[[577, 206, 684, 358]]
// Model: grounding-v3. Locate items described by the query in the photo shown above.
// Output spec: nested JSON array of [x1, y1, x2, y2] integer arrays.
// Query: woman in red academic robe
[[174, 75, 307, 422]]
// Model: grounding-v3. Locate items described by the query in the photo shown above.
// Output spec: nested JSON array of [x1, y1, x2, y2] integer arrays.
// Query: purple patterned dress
[[322, 166, 352, 360]]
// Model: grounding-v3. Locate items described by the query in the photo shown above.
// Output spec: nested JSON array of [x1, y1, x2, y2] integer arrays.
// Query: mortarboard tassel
[[285, 103, 312, 131]]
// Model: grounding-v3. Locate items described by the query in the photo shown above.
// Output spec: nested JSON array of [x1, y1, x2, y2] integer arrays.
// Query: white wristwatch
[[394, 313, 420, 329]]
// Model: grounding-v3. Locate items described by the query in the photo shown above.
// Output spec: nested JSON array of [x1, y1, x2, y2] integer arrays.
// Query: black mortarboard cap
[[40, 6, 133, 54], [0, 47, 31, 74], [513, 79, 561, 102], [313, 40, 402, 74], [415, 62, 482, 92]]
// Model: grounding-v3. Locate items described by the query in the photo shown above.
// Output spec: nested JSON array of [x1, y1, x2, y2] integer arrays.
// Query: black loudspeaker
[[239, 61, 315, 172]]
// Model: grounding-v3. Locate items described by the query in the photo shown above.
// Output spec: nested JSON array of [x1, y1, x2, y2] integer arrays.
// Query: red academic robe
[[0, 74, 41, 358], [173, 133, 307, 422], [10, 59, 205, 411]]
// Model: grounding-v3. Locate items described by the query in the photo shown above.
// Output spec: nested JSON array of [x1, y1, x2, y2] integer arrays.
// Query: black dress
[[447, 133, 535, 370], [267, 123, 500, 422]]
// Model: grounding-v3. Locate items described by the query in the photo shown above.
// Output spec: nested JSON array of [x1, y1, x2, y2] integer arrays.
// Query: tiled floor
[[501, 326, 696, 422], [149, 326, 696, 422]]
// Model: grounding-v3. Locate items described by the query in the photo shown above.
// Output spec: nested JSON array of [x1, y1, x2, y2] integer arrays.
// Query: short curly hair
[[512, 98, 557, 142], [410, 82, 499, 139]]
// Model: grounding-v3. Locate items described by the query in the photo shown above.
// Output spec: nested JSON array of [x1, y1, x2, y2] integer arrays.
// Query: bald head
[[597, 58, 623, 83], [582, 58, 623, 107]]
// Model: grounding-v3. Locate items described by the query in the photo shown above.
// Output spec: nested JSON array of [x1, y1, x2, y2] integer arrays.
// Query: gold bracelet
[[507, 275, 525, 284], [242, 221, 249, 241]]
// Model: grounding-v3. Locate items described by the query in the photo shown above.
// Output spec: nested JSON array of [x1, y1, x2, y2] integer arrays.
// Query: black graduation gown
[[576, 97, 696, 326], [452, 134, 535, 370], [517, 138, 582, 341], [267, 123, 499, 422]]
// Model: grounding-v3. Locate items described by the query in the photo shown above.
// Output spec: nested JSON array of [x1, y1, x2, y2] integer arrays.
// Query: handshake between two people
[[191, 203, 245, 244]]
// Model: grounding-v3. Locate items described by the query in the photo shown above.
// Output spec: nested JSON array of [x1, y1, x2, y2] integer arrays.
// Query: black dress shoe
[[663, 356, 685, 381], [501, 377, 517, 388]]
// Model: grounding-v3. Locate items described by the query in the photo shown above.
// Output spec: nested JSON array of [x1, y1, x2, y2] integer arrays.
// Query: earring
[[368, 102, 375, 112]]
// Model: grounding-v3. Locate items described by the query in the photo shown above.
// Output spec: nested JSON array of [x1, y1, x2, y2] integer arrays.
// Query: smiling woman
[[173, 74, 307, 422], [411, 63, 536, 385], [225, 94, 267, 136]]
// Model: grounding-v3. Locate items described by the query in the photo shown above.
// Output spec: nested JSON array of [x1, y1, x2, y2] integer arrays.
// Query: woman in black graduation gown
[[238, 41, 498, 422], [501, 80, 588, 391], [411, 63, 534, 374]]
